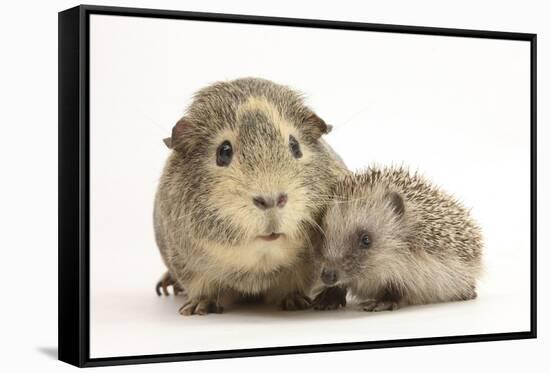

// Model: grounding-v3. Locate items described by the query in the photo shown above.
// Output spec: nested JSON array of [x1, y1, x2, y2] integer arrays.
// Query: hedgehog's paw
[[360, 299, 398, 312], [313, 287, 347, 310], [155, 271, 184, 296], [178, 299, 223, 316], [281, 292, 311, 311]]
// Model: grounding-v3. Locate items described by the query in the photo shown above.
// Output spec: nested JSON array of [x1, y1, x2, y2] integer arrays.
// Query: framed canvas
[[58, 4, 537, 368]]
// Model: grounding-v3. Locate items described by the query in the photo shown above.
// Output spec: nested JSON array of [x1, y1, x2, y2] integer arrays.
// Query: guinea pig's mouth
[[257, 233, 284, 241]]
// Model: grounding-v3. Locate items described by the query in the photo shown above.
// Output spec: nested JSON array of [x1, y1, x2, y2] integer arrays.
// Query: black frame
[[58, 4, 537, 368]]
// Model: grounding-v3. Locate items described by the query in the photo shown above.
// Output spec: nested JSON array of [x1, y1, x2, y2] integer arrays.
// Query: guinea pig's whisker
[[169, 210, 199, 224], [329, 196, 379, 204], [223, 176, 248, 188], [308, 219, 326, 240], [296, 222, 314, 251]]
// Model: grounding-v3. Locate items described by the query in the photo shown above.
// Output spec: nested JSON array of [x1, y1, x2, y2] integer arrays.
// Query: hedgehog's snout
[[321, 268, 339, 286]]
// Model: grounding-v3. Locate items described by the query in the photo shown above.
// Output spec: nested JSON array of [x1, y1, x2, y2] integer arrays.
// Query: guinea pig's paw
[[360, 299, 398, 312], [155, 271, 184, 296], [312, 287, 347, 310], [178, 299, 224, 316], [281, 292, 312, 311]]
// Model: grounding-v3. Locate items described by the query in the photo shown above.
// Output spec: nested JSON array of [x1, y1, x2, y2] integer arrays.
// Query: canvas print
[[57, 6, 535, 365]]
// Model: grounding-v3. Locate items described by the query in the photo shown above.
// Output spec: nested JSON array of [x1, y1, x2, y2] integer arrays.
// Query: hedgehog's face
[[315, 187, 407, 286], [170, 95, 340, 248]]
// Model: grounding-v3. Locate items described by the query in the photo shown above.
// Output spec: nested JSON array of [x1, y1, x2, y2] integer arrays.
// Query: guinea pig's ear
[[303, 113, 333, 139], [162, 137, 172, 148], [164, 117, 191, 150], [386, 191, 405, 217]]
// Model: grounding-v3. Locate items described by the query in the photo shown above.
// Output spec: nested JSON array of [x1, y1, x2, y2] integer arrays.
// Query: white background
[[0, 0, 547, 372], [89, 13, 531, 358]]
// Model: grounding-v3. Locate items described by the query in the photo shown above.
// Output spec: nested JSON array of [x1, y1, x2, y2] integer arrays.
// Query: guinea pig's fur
[[312, 166, 483, 312], [154, 78, 347, 315]]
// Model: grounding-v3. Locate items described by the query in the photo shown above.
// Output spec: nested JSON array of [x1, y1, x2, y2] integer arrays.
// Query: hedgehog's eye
[[359, 233, 371, 248], [216, 140, 233, 166], [289, 135, 302, 159]]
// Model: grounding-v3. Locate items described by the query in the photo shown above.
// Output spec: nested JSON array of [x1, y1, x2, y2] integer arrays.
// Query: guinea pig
[[312, 166, 483, 312], [154, 77, 348, 315]]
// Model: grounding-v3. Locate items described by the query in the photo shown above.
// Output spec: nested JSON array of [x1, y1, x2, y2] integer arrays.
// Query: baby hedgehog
[[313, 166, 483, 312]]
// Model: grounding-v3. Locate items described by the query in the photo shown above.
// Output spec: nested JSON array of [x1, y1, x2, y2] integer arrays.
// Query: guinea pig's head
[[165, 78, 342, 247], [314, 178, 410, 287]]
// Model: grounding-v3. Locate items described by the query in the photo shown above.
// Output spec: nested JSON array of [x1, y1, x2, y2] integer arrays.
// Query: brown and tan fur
[[154, 78, 347, 315], [313, 166, 483, 312]]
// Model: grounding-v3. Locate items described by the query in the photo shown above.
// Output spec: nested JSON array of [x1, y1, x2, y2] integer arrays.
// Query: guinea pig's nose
[[253, 193, 288, 210], [276, 193, 288, 208], [253, 196, 275, 210], [321, 268, 338, 286]]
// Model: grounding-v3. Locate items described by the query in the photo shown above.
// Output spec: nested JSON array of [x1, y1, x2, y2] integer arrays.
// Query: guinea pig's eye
[[359, 233, 371, 248], [289, 135, 302, 159], [216, 140, 233, 167]]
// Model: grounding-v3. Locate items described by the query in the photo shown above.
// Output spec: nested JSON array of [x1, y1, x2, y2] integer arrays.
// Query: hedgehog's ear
[[164, 117, 191, 150], [387, 191, 405, 217], [303, 113, 333, 139]]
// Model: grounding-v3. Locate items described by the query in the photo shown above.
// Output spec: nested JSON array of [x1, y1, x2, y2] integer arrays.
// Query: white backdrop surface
[[89, 14, 531, 358]]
